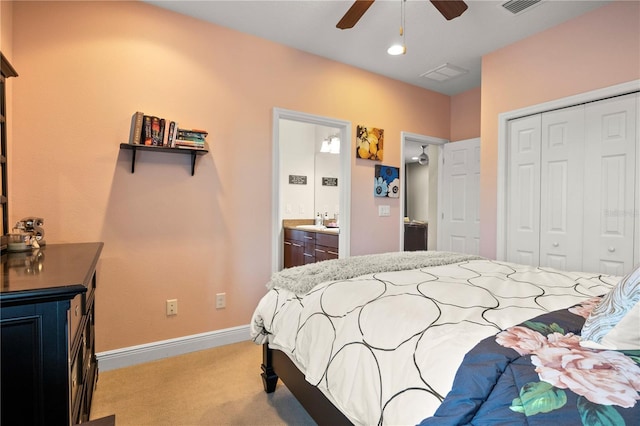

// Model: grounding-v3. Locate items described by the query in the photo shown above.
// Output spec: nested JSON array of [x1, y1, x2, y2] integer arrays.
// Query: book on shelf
[[167, 121, 177, 147], [177, 129, 208, 138], [141, 115, 166, 146], [129, 111, 144, 145], [127, 112, 207, 149], [176, 144, 207, 150], [174, 139, 205, 148], [160, 118, 166, 146], [151, 116, 163, 146], [176, 128, 206, 140], [174, 127, 207, 147], [142, 115, 152, 145]]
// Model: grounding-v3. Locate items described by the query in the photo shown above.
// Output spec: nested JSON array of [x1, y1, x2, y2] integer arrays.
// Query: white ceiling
[[144, 0, 610, 161], [145, 0, 609, 96]]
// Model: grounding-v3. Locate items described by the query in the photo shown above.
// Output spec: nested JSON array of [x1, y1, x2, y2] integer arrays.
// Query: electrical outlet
[[166, 299, 178, 316], [216, 293, 226, 309]]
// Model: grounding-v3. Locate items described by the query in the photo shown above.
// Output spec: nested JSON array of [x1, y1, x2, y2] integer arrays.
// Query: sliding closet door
[[507, 115, 541, 266], [582, 93, 638, 275], [539, 106, 585, 271]]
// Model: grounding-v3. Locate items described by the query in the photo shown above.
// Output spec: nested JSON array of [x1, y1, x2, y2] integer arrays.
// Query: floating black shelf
[[119, 143, 208, 176]]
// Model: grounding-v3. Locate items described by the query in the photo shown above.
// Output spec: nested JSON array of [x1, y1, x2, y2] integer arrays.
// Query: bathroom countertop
[[283, 219, 339, 235]]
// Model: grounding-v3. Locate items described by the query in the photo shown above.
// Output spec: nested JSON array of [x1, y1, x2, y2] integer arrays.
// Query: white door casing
[[440, 138, 481, 255], [272, 108, 351, 274]]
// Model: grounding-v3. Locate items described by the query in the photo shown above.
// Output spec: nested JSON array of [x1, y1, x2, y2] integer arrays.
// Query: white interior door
[[440, 138, 480, 255], [582, 93, 638, 275], [539, 105, 585, 271], [506, 115, 541, 266]]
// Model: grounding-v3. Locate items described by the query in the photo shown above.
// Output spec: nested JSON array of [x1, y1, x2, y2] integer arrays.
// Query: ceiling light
[[418, 145, 429, 166], [387, 44, 406, 56], [388, 0, 406, 56]]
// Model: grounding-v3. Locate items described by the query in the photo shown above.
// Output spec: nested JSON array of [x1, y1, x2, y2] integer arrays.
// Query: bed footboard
[[261, 343, 352, 425]]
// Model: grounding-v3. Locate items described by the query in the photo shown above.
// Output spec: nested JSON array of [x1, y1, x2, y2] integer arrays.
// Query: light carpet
[[90, 341, 316, 425]]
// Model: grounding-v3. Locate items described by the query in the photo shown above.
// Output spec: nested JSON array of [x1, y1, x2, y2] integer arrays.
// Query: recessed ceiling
[[144, 0, 610, 96]]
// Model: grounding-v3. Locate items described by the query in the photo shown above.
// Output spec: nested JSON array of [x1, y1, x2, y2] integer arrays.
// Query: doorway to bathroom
[[271, 108, 351, 273]]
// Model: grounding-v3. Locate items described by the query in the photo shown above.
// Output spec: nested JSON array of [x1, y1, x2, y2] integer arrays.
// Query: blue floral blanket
[[420, 298, 640, 425]]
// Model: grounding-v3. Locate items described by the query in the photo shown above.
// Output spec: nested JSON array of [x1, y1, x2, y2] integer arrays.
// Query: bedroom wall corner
[[450, 86, 481, 142]]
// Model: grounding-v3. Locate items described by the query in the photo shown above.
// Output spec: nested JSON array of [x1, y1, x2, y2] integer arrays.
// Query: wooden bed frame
[[261, 343, 352, 425]]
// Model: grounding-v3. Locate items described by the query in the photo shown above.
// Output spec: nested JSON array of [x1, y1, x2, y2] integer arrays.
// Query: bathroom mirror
[[279, 120, 340, 223]]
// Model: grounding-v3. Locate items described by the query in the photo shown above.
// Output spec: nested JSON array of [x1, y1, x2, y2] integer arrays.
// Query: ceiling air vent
[[501, 0, 542, 15], [420, 63, 468, 83]]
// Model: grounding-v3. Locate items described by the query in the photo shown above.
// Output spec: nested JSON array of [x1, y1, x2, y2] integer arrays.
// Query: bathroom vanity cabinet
[[283, 228, 338, 268]]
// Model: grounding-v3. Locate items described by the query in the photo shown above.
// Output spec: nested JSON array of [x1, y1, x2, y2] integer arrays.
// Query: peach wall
[[10, 1, 450, 351], [1, 0, 14, 241], [450, 86, 480, 141], [479, 1, 640, 258], [1, 1, 13, 58]]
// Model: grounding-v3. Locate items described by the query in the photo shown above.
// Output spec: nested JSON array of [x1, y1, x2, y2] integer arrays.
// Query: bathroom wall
[[279, 120, 315, 220]]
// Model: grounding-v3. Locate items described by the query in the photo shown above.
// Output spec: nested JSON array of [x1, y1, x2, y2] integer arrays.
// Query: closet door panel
[[507, 115, 541, 266], [583, 93, 637, 275], [539, 106, 585, 271]]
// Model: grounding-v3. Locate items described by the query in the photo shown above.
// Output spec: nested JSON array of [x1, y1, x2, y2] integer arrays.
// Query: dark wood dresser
[[1, 242, 104, 425]]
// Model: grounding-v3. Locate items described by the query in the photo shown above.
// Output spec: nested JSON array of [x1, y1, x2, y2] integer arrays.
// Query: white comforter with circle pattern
[[250, 255, 618, 425]]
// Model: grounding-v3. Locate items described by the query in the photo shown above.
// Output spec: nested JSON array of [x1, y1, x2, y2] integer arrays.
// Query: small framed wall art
[[374, 165, 399, 198], [356, 125, 384, 161], [289, 175, 307, 185]]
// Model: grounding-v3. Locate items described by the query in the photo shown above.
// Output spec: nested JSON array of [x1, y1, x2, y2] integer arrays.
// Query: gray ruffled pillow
[[580, 264, 640, 350]]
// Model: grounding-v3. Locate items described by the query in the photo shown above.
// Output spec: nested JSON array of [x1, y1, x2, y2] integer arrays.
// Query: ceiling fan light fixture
[[387, 43, 406, 55], [388, 0, 407, 56]]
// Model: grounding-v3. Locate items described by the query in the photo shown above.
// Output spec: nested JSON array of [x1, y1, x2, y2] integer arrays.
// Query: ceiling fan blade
[[336, 0, 375, 30], [430, 0, 468, 21]]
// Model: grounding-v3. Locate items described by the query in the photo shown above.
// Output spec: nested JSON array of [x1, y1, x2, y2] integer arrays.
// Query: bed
[[250, 251, 640, 425]]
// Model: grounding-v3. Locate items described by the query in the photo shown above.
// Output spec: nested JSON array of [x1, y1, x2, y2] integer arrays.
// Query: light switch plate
[[378, 205, 391, 217]]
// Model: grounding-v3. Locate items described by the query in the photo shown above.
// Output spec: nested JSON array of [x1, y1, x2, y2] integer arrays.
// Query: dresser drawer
[[84, 311, 94, 373], [70, 352, 82, 409]]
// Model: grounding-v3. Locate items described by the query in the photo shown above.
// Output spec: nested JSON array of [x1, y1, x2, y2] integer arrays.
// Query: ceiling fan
[[336, 0, 468, 29]]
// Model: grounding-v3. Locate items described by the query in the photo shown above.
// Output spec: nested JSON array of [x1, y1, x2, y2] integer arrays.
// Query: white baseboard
[[96, 324, 251, 371]]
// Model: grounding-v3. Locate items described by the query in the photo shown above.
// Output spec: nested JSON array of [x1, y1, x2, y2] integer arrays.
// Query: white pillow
[[580, 264, 640, 350]]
